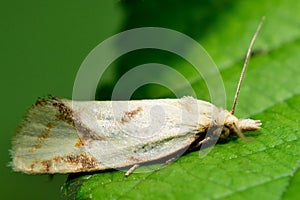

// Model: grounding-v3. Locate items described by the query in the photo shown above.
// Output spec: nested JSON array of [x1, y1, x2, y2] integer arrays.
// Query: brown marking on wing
[[121, 107, 143, 124], [41, 159, 52, 172], [34, 96, 75, 126], [34, 96, 51, 106], [128, 156, 142, 163], [53, 156, 63, 163], [52, 102, 75, 127], [64, 153, 98, 170], [74, 138, 84, 148], [29, 159, 40, 171], [39, 153, 99, 173], [54, 153, 98, 170], [29, 122, 53, 152], [34, 96, 104, 143], [50, 97, 104, 142], [73, 116, 104, 142]]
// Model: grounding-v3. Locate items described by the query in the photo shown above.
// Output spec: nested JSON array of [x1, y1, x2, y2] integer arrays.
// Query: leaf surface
[[64, 0, 300, 199]]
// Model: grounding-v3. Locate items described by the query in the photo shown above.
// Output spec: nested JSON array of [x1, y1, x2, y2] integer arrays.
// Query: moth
[[11, 17, 265, 176]]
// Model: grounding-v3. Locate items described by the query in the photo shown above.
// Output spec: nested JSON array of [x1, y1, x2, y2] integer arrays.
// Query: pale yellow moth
[[11, 17, 265, 176]]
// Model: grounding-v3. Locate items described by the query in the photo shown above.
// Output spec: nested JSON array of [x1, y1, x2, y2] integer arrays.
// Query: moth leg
[[125, 164, 139, 177], [165, 157, 176, 165], [194, 136, 211, 149]]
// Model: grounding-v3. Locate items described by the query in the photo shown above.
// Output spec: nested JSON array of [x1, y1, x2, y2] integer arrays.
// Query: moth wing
[[65, 97, 213, 170], [11, 98, 105, 174], [12, 97, 214, 174]]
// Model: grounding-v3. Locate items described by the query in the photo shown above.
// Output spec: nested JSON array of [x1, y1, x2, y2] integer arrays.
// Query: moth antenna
[[230, 16, 265, 114]]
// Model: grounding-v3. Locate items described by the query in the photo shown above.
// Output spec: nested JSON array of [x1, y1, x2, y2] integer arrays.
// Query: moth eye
[[227, 123, 233, 127], [220, 127, 230, 138]]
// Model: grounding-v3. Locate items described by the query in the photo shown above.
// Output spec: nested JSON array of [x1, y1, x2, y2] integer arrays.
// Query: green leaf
[[64, 0, 300, 199], [64, 94, 300, 199]]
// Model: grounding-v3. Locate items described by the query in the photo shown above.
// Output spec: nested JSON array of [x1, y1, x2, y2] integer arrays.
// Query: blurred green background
[[1, 0, 299, 199], [1, 1, 124, 199]]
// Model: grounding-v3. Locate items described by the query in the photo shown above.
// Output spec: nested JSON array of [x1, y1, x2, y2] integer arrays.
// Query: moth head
[[221, 114, 261, 140]]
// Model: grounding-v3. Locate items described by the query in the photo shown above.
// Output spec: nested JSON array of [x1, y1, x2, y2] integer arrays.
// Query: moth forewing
[[11, 97, 210, 173]]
